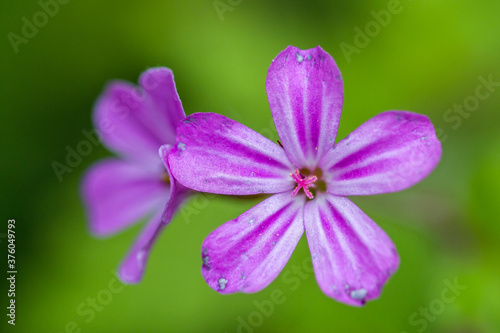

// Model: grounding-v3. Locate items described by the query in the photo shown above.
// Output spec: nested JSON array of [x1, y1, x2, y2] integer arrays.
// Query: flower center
[[162, 172, 170, 184], [290, 169, 319, 199]]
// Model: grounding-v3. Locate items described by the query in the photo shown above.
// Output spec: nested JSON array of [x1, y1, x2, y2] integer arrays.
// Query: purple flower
[[82, 68, 191, 284], [167, 46, 442, 306]]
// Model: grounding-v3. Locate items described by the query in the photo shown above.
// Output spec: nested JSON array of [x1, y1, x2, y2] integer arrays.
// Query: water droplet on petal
[[296, 53, 303, 63], [136, 250, 147, 268], [218, 278, 228, 291], [177, 142, 186, 151], [350, 288, 367, 301], [202, 255, 210, 267]]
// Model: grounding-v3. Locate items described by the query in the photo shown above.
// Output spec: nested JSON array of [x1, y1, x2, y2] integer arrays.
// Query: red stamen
[[290, 169, 317, 199]]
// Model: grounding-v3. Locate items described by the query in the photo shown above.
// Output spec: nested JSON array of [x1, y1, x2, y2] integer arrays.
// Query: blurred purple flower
[[167, 46, 442, 306], [82, 68, 191, 284]]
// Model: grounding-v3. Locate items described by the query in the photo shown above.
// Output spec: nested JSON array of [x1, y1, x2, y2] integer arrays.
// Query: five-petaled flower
[[167, 46, 442, 306], [82, 68, 191, 284]]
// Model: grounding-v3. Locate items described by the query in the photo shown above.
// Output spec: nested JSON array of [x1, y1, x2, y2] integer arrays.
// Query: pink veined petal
[[93, 68, 184, 166], [117, 209, 163, 284], [320, 111, 442, 196], [168, 112, 295, 195], [81, 159, 169, 236], [118, 145, 191, 284], [266, 45, 344, 169], [138, 68, 186, 145], [201, 193, 305, 294], [304, 194, 399, 306]]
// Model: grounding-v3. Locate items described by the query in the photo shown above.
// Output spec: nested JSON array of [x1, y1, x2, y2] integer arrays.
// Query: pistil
[[290, 169, 318, 199]]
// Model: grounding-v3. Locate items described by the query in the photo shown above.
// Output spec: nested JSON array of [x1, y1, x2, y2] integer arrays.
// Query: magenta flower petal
[[304, 194, 399, 306], [201, 193, 304, 294], [168, 112, 295, 195], [138, 68, 186, 145], [320, 111, 442, 196], [82, 67, 191, 283], [157, 145, 193, 223], [94, 68, 184, 166], [266, 45, 343, 169], [117, 210, 163, 284], [82, 159, 169, 236], [118, 145, 191, 284]]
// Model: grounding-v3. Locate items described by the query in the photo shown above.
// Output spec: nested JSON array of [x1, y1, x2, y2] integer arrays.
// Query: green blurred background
[[2, 0, 500, 332]]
